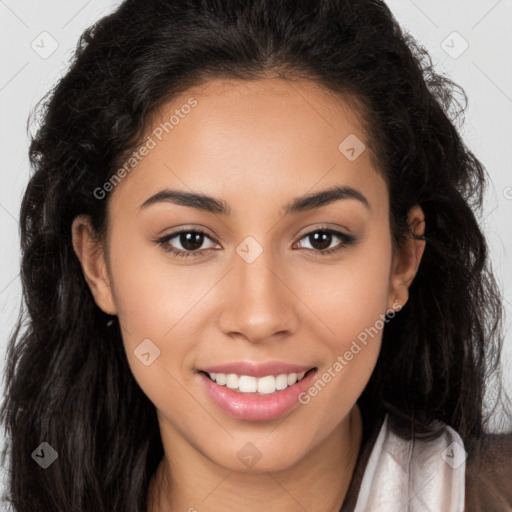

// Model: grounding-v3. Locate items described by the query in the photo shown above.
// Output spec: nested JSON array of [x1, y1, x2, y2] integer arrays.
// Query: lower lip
[[198, 369, 318, 421]]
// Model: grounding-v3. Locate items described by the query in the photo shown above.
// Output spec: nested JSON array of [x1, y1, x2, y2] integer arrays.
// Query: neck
[[148, 405, 363, 512]]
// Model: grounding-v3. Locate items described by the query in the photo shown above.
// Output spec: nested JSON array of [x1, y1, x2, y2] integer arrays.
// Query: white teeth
[[257, 375, 275, 394], [238, 375, 257, 392], [226, 373, 239, 389], [207, 370, 310, 394], [275, 374, 288, 390]]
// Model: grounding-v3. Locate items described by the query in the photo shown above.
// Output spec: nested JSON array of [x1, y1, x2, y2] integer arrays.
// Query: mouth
[[198, 367, 317, 395], [197, 366, 319, 421]]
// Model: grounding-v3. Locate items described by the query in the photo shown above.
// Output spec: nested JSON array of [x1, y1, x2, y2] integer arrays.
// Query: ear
[[387, 204, 426, 311], [71, 215, 117, 315]]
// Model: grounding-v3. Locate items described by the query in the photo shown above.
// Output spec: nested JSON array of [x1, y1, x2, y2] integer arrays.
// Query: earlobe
[[71, 215, 117, 315], [388, 205, 426, 309]]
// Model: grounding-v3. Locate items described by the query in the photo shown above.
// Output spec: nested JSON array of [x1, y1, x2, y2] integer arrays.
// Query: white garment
[[353, 415, 466, 512]]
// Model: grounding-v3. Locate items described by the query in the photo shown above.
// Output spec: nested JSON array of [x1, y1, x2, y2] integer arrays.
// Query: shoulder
[[465, 432, 512, 512]]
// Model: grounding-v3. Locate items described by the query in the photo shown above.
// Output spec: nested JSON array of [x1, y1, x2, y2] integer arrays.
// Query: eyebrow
[[138, 185, 371, 215]]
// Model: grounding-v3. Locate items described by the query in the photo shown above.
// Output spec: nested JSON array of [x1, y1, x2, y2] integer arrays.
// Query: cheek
[[294, 228, 392, 407], [105, 234, 202, 392], [107, 228, 204, 339], [296, 231, 392, 341]]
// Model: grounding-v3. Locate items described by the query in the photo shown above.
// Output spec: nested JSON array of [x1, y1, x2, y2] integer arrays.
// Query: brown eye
[[295, 228, 357, 256], [156, 229, 219, 258], [177, 232, 206, 251], [306, 231, 335, 251]]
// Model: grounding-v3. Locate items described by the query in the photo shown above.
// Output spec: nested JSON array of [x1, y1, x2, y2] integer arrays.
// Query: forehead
[[108, 77, 386, 215]]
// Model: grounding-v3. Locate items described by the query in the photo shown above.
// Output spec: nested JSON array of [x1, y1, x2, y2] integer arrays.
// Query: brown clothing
[[465, 433, 512, 511], [340, 408, 512, 511]]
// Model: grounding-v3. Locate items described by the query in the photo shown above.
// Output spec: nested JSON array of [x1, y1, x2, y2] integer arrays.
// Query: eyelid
[[293, 222, 353, 239], [155, 225, 357, 259], [292, 227, 357, 253], [160, 228, 220, 249]]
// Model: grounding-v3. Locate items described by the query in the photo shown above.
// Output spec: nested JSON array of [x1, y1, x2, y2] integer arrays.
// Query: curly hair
[[1, 0, 509, 510]]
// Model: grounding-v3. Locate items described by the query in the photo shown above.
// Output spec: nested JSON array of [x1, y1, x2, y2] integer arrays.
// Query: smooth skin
[[72, 77, 425, 512]]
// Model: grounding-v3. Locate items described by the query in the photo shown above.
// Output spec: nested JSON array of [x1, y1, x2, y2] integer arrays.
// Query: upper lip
[[199, 361, 316, 378]]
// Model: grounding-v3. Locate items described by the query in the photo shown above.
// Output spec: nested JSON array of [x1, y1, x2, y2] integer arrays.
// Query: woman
[[1, 0, 511, 511]]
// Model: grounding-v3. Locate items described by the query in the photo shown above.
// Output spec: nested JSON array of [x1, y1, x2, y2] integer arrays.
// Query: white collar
[[353, 414, 466, 511]]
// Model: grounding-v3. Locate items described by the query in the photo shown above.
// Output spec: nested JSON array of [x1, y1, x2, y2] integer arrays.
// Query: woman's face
[[74, 77, 424, 472]]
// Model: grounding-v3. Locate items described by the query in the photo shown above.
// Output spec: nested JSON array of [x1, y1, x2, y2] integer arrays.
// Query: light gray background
[[1, 0, 511, 503]]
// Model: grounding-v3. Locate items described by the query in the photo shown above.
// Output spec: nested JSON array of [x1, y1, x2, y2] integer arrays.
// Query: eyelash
[[155, 227, 357, 260]]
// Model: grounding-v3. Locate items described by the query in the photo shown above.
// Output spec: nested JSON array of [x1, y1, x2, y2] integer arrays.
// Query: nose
[[218, 248, 299, 345]]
